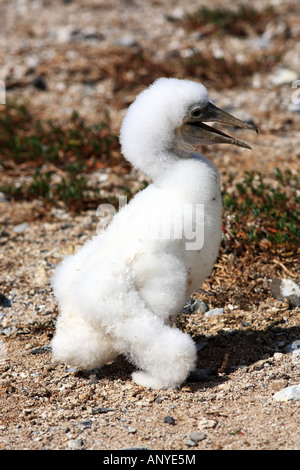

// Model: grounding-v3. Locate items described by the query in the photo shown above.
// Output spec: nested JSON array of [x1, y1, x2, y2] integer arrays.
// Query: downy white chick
[[52, 78, 257, 389]]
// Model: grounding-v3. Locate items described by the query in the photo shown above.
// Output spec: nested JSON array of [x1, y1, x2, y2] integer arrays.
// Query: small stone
[[30, 345, 51, 355], [155, 396, 165, 404], [249, 358, 270, 371], [2, 327, 16, 336], [32, 76, 47, 91], [198, 418, 217, 429], [12, 223, 29, 233], [271, 68, 298, 86], [66, 367, 78, 374], [190, 431, 206, 442], [89, 374, 98, 384], [193, 300, 209, 314], [271, 278, 300, 306], [127, 427, 137, 434], [67, 438, 84, 450], [280, 279, 300, 300], [78, 420, 92, 429], [0, 293, 12, 308], [273, 385, 300, 402], [164, 416, 175, 425], [115, 35, 139, 48], [34, 266, 48, 285], [169, 7, 185, 20], [185, 439, 197, 447], [273, 352, 284, 361], [205, 308, 224, 317], [91, 407, 115, 414], [250, 36, 272, 50], [71, 27, 104, 41], [182, 298, 208, 315]]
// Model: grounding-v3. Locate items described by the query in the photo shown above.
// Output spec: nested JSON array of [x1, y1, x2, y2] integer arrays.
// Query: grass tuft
[[0, 101, 125, 211], [222, 169, 300, 255]]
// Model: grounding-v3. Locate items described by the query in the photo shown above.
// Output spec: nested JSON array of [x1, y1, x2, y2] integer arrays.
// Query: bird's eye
[[190, 108, 202, 118]]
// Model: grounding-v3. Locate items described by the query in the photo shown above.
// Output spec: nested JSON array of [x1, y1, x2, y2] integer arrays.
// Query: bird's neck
[[154, 152, 220, 204]]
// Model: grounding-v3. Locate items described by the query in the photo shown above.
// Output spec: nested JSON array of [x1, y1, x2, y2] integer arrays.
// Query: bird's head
[[120, 78, 258, 178]]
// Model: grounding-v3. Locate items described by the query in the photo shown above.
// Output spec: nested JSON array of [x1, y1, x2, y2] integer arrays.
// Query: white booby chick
[[51, 78, 257, 389]]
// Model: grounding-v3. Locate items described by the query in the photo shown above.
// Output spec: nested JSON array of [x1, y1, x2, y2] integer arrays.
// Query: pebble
[[155, 396, 165, 404], [250, 36, 272, 50], [89, 374, 98, 384], [1, 327, 17, 336], [185, 439, 197, 447], [34, 266, 48, 285], [0, 293, 12, 308], [271, 68, 298, 86], [273, 385, 300, 402], [91, 407, 115, 414], [71, 27, 104, 41], [270, 278, 300, 306], [30, 345, 51, 355], [190, 431, 206, 442], [205, 308, 224, 317], [12, 223, 29, 234], [32, 76, 47, 91], [273, 352, 284, 361], [182, 298, 208, 315], [67, 438, 84, 450], [249, 358, 271, 371], [78, 420, 92, 430], [164, 416, 175, 425], [114, 35, 139, 48], [280, 279, 300, 298], [198, 418, 217, 430], [65, 367, 78, 374], [127, 427, 137, 434]]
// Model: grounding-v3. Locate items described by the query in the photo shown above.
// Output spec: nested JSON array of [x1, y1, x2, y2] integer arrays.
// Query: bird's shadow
[[76, 324, 300, 392]]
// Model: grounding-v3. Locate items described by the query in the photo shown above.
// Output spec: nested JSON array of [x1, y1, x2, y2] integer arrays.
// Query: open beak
[[187, 102, 258, 150]]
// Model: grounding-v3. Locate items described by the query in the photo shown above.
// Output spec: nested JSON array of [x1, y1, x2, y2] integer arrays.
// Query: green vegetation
[[222, 169, 300, 254], [168, 5, 280, 89], [0, 101, 124, 210], [178, 4, 275, 37]]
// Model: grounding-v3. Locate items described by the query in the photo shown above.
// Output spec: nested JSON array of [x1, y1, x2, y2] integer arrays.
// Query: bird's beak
[[186, 102, 258, 150]]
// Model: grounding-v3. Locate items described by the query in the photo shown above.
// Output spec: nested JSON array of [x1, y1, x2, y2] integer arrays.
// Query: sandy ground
[[0, 0, 299, 451]]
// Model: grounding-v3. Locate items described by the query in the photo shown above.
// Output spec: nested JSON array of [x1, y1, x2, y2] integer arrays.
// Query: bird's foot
[[132, 371, 171, 389]]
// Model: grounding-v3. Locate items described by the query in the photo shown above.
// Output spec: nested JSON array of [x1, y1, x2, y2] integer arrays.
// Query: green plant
[[222, 169, 300, 254], [0, 101, 125, 211], [179, 4, 275, 37]]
